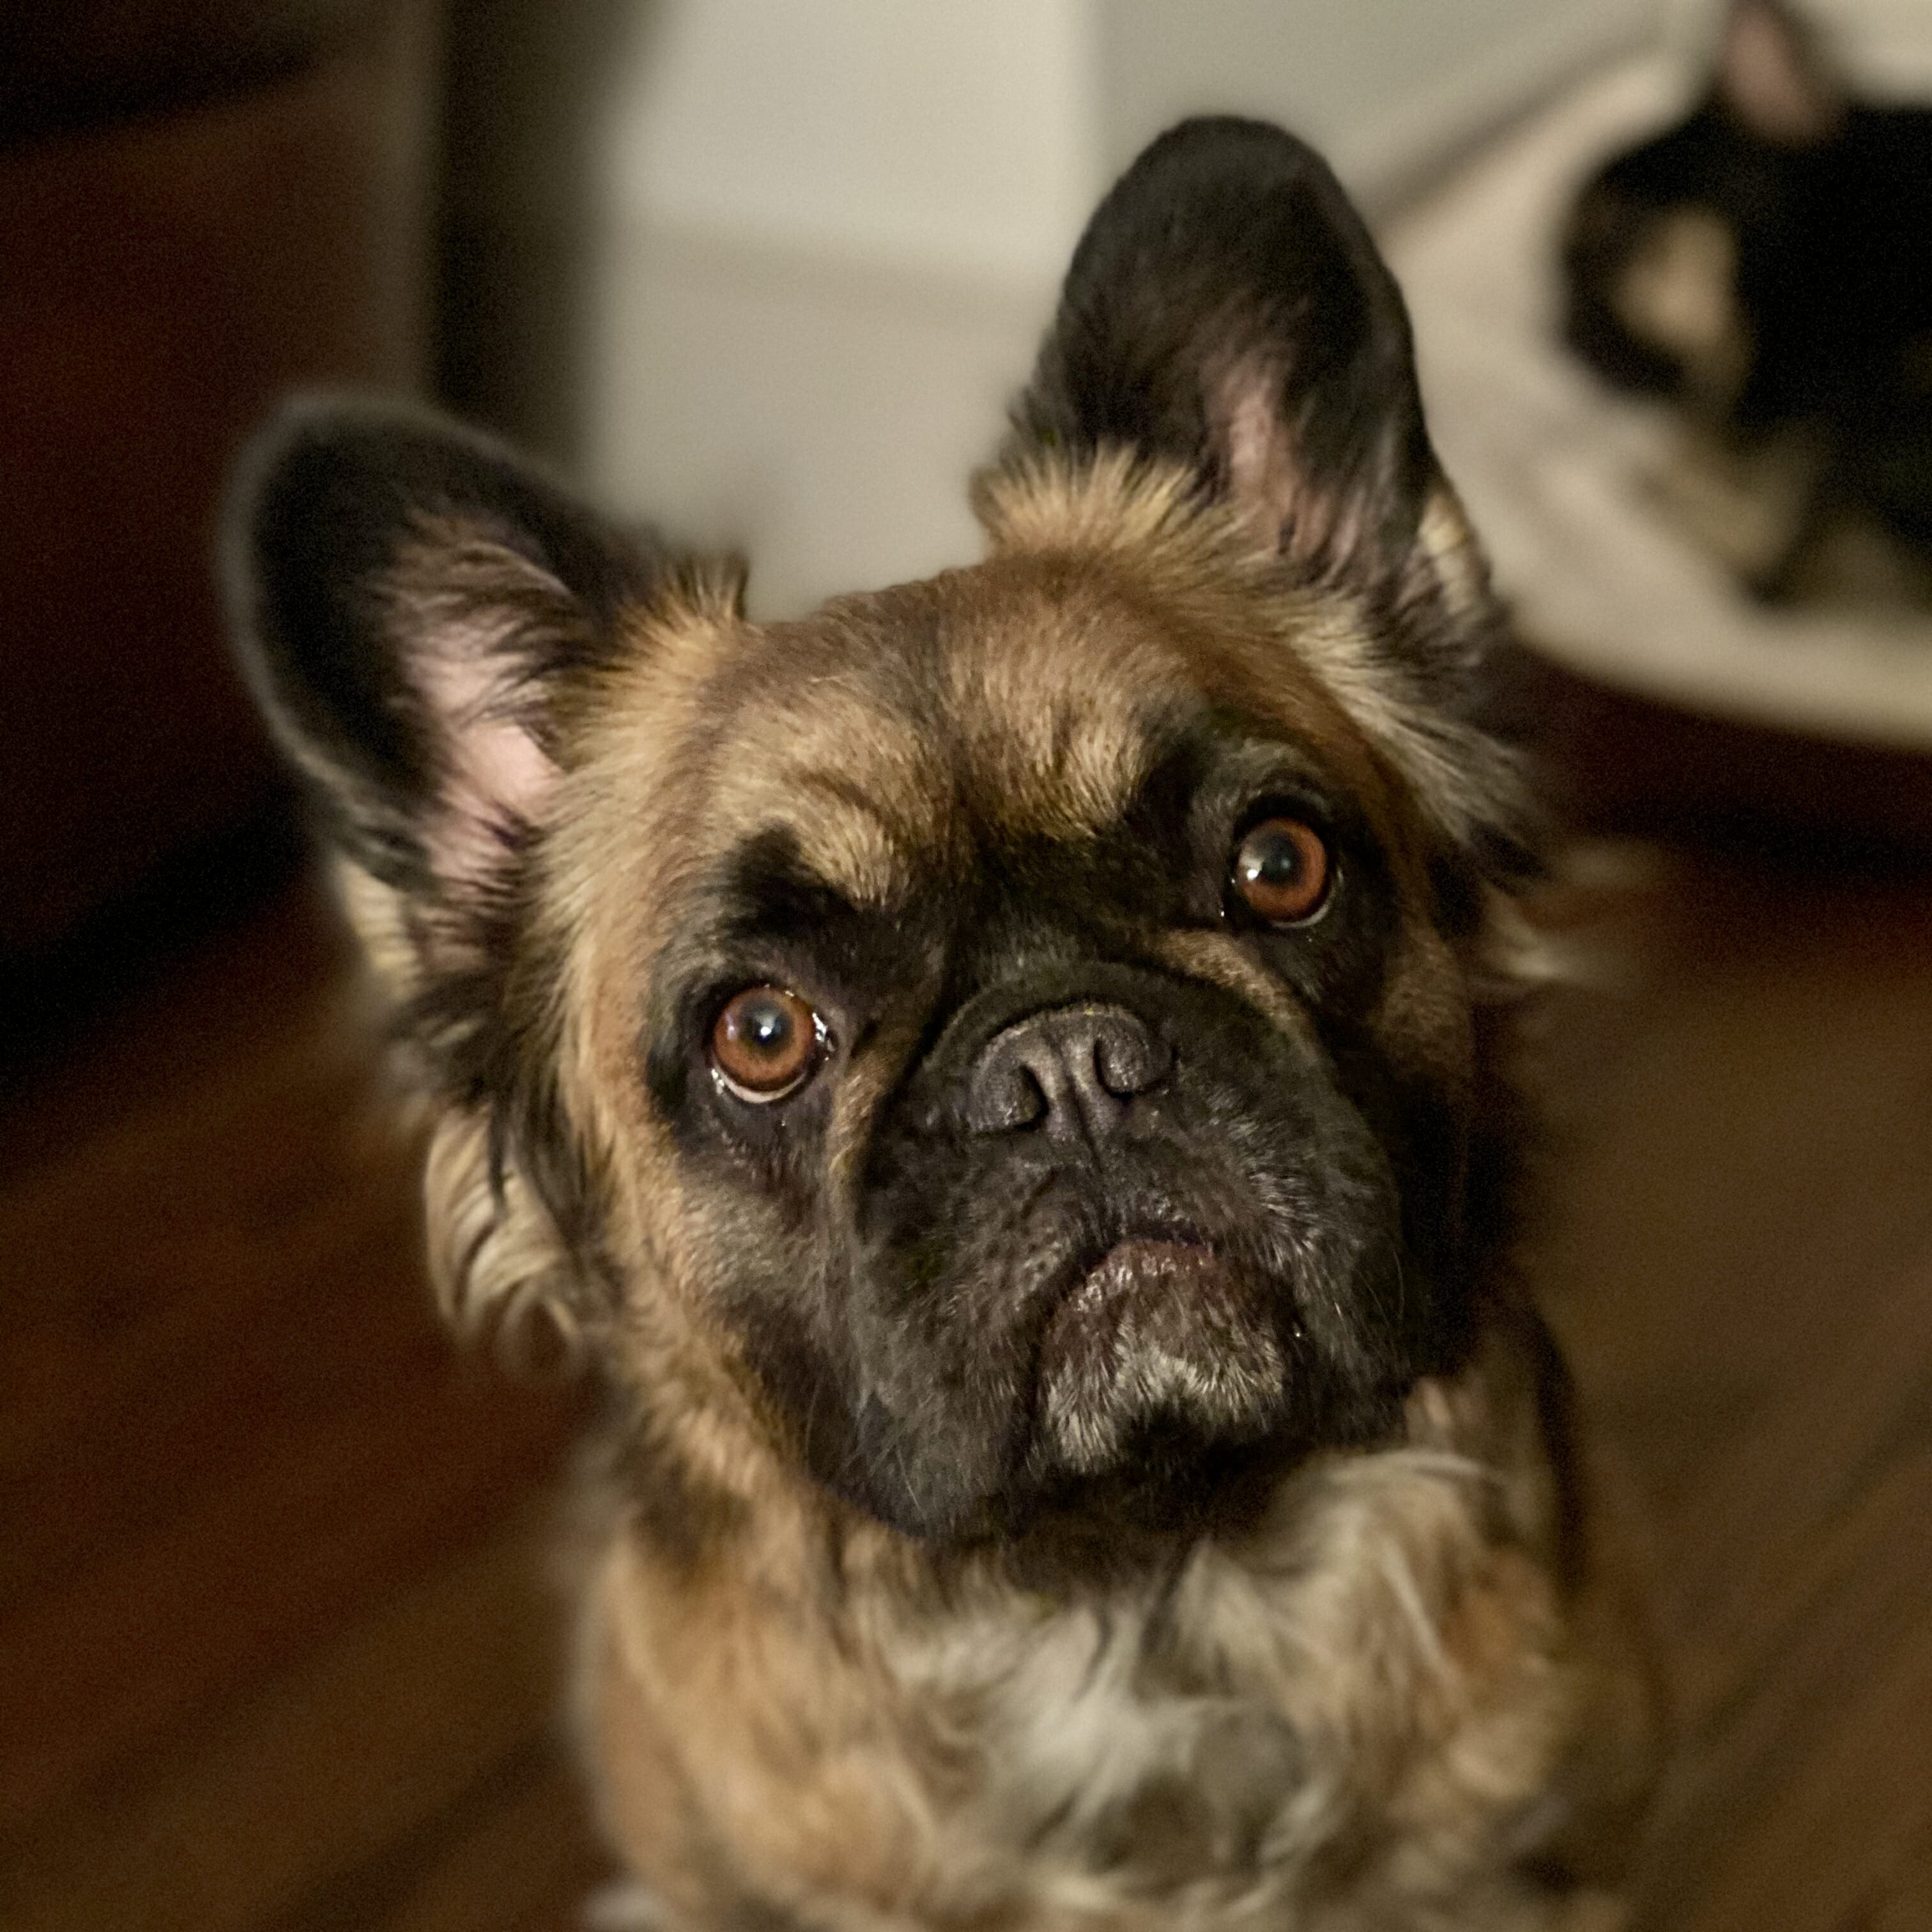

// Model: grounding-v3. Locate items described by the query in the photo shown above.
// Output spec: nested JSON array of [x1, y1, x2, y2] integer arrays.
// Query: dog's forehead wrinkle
[[924, 559, 1210, 844], [686, 631, 958, 912], [753, 779, 922, 916]]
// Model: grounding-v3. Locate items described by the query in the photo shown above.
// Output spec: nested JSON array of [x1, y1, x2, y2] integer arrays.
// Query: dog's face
[[604, 538, 1477, 1540], [230, 120, 1530, 1544]]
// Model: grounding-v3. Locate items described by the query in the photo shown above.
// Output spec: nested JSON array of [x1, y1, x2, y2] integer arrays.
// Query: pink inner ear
[[1219, 354, 1300, 546], [1719, 0, 1841, 146], [416, 629, 560, 891], [1214, 349, 1367, 573]]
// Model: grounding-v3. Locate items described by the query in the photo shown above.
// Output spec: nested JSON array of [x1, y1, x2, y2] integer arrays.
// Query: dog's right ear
[[225, 397, 679, 937], [1006, 116, 1445, 602], [997, 118, 1535, 878], [226, 400, 724, 1345]]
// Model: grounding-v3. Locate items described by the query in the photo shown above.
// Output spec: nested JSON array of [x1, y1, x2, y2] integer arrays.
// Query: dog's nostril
[[965, 1002, 1169, 1139], [1092, 1011, 1170, 1098], [970, 1059, 1049, 1134]]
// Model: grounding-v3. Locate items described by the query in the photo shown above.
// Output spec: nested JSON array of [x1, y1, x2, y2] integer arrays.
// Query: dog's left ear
[[1008, 119, 1538, 875], [1011, 117, 1472, 614]]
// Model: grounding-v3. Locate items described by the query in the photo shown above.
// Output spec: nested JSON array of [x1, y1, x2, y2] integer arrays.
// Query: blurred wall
[[436, 0, 649, 464], [583, 0, 1657, 616], [1099, 0, 1653, 204], [0, 3, 436, 967]]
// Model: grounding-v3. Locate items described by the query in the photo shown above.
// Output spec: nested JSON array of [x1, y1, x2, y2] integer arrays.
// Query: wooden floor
[[0, 878, 608, 1932], [1, 838, 1929, 1931], [1532, 848, 1932, 1932]]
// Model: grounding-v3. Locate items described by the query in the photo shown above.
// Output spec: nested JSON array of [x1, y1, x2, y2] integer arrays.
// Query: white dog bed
[[1384, 56, 1932, 750]]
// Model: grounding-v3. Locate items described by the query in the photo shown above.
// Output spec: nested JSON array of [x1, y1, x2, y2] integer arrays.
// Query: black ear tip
[[218, 394, 451, 815], [224, 388, 575, 556], [226, 390, 418, 529], [1096, 114, 1360, 230], [220, 392, 406, 678], [1128, 114, 1333, 178], [221, 392, 424, 637], [220, 390, 587, 682], [1065, 111, 1390, 319], [224, 392, 519, 566]]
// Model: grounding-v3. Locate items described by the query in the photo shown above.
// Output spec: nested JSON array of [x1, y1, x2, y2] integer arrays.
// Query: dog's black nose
[[965, 1002, 1171, 1141]]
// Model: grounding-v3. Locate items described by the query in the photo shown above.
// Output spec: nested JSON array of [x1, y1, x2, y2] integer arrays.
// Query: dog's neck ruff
[[581, 1324, 1609, 1932]]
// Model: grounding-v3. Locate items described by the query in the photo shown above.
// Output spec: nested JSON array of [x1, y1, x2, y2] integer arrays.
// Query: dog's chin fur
[[230, 115, 1655, 1932]]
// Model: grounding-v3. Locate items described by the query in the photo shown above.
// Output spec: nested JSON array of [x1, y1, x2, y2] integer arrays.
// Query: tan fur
[[316, 445, 1644, 1928], [360, 456, 1644, 1931], [977, 455, 1526, 863]]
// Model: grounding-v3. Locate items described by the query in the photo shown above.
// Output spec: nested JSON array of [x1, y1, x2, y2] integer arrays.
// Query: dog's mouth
[[1028, 1235, 1296, 1479], [842, 1097, 1415, 1538]]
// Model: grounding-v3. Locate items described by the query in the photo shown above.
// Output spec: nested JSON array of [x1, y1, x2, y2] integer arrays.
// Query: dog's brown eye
[[710, 986, 824, 1102], [1230, 816, 1331, 925]]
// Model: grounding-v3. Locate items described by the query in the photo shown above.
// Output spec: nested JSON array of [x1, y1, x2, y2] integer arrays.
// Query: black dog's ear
[[1713, 0, 1844, 148], [226, 400, 715, 1345], [1012, 117, 1450, 600], [226, 397, 677, 921], [1008, 119, 1538, 877]]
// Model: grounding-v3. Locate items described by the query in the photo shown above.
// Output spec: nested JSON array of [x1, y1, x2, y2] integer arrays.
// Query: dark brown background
[[0, 2, 433, 963]]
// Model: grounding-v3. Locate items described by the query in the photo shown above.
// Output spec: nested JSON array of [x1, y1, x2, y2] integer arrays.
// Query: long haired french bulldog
[[229, 119, 1650, 1930]]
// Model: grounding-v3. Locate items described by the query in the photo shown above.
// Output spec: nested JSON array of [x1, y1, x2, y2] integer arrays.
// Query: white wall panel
[[587, 1, 1668, 617]]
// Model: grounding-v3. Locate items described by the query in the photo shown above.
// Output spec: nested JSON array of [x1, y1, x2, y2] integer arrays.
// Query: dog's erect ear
[[226, 397, 673, 923], [1012, 118, 1452, 599], [1713, 0, 1844, 148], [226, 400, 707, 1346], [1008, 118, 1538, 877]]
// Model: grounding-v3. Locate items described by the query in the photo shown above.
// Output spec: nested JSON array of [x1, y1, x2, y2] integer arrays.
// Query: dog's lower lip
[[1045, 1236, 1236, 1345], [1031, 1233, 1293, 1479], [1081, 1237, 1225, 1294]]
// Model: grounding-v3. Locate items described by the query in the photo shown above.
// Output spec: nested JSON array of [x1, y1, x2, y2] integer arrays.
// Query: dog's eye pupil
[[711, 986, 823, 1101], [1230, 817, 1331, 925]]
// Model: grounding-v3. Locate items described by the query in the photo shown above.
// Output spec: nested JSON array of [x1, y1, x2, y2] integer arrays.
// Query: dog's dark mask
[[227, 119, 1528, 1549], [646, 742, 1440, 1541]]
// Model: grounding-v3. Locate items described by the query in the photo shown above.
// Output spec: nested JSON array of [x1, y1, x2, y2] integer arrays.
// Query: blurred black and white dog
[[1565, 0, 1932, 598]]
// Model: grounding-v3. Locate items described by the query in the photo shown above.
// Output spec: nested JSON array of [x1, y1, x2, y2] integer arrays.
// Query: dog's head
[[229, 119, 1533, 1544]]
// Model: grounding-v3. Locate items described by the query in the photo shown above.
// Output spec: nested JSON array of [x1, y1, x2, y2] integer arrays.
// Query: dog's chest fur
[[584, 1363, 1593, 1932]]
